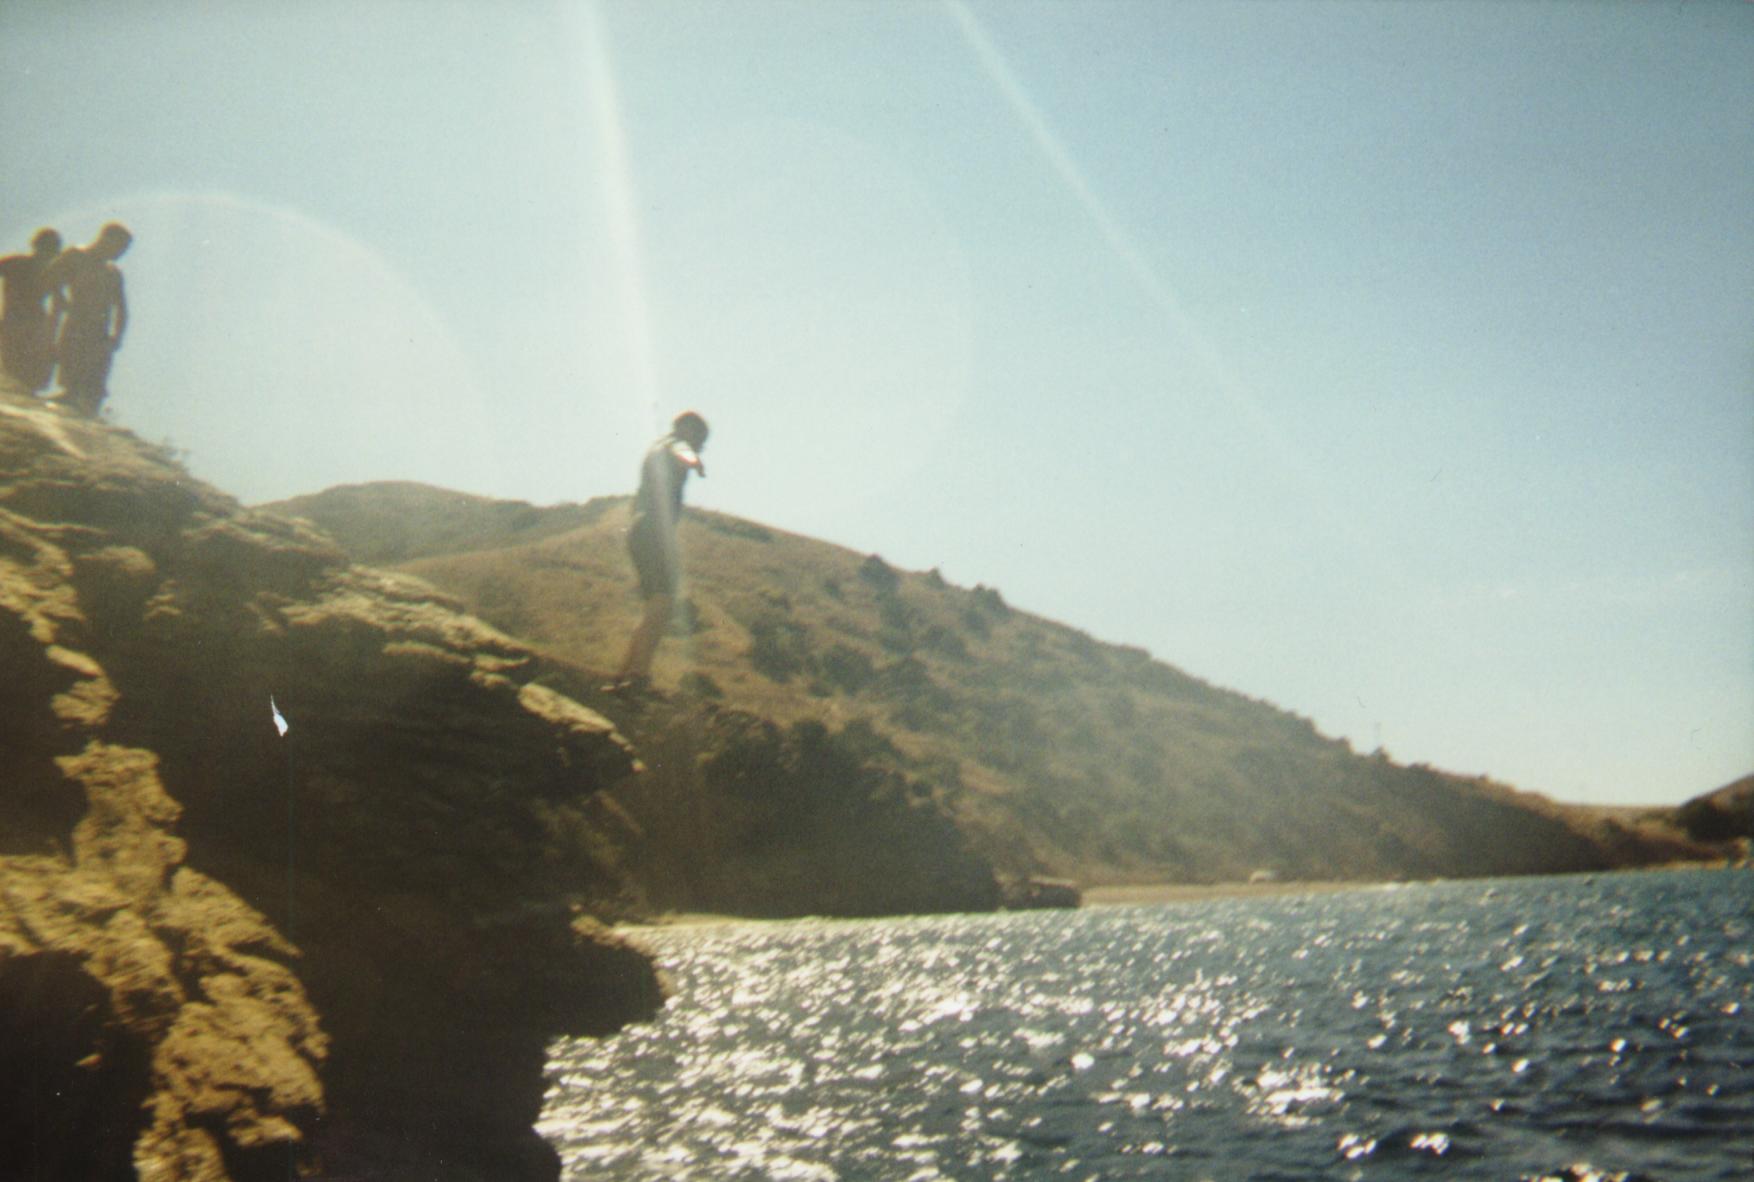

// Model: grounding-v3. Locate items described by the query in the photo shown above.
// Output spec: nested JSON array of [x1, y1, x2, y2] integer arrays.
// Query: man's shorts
[[627, 517, 680, 599]]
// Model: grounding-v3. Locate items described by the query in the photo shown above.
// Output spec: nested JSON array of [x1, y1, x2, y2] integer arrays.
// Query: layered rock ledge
[[0, 386, 663, 1180]]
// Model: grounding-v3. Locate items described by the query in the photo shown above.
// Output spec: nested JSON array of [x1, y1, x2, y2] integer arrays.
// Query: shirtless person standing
[[46, 222, 131, 416], [0, 228, 63, 393], [609, 411, 710, 693]]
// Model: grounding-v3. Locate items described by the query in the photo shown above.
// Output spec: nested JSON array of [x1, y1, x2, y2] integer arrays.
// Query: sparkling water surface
[[541, 870, 1752, 1180]]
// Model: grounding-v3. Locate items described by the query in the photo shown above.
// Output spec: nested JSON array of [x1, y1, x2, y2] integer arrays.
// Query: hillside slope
[[273, 483, 1718, 901]]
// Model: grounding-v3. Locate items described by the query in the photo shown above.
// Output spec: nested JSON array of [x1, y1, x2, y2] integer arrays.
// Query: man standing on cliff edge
[[45, 222, 131, 416], [608, 411, 709, 694]]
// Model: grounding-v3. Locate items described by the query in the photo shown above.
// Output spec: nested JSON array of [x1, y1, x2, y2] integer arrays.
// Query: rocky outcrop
[[0, 387, 663, 1180], [1676, 774, 1754, 844], [545, 672, 1003, 919], [1000, 876, 1082, 910]]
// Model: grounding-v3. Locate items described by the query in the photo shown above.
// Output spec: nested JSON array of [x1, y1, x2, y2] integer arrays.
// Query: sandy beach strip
[[1081, 880, 1390, 906], [618, 880, 1393, 932]]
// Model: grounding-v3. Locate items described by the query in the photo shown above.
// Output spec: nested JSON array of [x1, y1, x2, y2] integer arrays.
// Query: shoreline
[[617, 865, 1746, 932], [1081, 879, 1389, 907], [618, 880, 1389, 932]]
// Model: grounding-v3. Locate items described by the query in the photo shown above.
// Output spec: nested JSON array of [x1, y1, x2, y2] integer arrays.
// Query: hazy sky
[[4, 0, 1749, 807]]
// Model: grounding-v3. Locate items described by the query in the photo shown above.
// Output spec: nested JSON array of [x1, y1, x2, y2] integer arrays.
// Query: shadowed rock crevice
[[0, 948, 152, 1182]]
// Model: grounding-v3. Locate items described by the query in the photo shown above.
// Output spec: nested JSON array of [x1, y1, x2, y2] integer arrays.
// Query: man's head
[[93, 222, 133, 260], [673, 411, 709, 451], [30, 228, 62, 257]]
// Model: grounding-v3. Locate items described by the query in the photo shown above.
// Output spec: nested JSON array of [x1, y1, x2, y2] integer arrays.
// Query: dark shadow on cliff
[[534, 661, 1004, 918], [0, 950, 151, 1182]]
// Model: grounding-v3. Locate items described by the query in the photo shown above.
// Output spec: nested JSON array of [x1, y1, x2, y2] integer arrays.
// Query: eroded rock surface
[[0, 388, 663, 1180]]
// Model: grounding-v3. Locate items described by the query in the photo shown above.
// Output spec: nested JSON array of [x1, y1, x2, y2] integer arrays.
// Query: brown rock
[[0, 387, 663, 1180]]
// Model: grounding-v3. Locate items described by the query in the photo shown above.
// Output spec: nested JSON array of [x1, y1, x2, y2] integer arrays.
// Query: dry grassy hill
[[270, 482, 1719, 901]]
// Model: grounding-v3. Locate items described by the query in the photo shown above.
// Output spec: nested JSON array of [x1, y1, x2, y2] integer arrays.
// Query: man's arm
[[42, 253, 72, 316], [111, 275, 127, 346], [40, 254, 71, 341]]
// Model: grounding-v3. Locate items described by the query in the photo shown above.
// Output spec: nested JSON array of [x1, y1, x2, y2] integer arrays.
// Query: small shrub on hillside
[[1112, 644, 1152, 671], [920, 623, 970, 661], [878, 596, 918, 654], [876, 657, 959, 734], [748, 614, 813, 682], [1065, 629, 1104, 666], [859, 554, 901, 592], [879, 596, 915, 630], [877, 655, 936, 695], [818, 643, 877, 692], [822, 575, 845, 601], [493, 502, 543, 534], [970, 584, 1009, 616]]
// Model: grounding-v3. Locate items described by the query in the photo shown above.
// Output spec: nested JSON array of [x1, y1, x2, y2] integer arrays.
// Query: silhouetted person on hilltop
[[0, 227, 64, 393], [45, 222, 131, 416], [608, 411, 710, 694]]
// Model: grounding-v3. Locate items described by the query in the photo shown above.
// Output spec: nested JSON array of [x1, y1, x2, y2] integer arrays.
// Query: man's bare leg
[[615, 593, 673, 686]]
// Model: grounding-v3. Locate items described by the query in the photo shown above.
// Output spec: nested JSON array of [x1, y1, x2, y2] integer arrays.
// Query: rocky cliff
[[0, 386, 663, 1181], [534, 666, 1006, 919]]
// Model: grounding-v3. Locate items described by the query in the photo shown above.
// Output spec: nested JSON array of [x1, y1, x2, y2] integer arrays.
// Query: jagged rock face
[[0, 390, 664, 1181], [573, 687, 1004, 919]]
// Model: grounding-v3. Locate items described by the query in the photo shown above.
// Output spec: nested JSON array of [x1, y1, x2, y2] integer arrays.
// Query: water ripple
[[542, 870, 1754, 1180]]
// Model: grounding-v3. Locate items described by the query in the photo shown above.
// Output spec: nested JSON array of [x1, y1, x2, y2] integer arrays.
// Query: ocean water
[[541, 870, 1753, 1180]]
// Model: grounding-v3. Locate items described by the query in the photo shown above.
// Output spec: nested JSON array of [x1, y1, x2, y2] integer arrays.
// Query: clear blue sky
[[4, 0, 1749, 806]]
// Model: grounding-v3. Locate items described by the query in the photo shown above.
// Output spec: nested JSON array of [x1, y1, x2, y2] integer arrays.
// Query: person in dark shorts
[[609, 411, 709, 692], [0, 227, 63, 392], [45, 222, 131, 416]]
